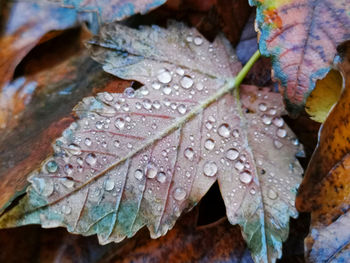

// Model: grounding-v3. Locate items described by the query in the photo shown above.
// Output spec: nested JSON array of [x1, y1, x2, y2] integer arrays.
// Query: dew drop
[[124, 87, 135, 97], [173, 187, 186, 201], [145, 162, 158, 178], [31, 177, 54, 197], [268, 188, 278, 200], [104, 179, 115, 191], [61, 205, 72, 215], [194, 36, 203, 46], [114, 140, 120, 148], [195, 83, 204, 91], [157, 69, 172, 84], [177, 104, 187, 115], [205, 121, 213, 130], [274, 140, 284, 149], [134, 169, 144, 181], [77, 157, 83, 165], [60, 178, 74, 188], [262, 115, 272, 125], [272, 117, 284, 127], [250, 188, 256, 195], [157, 172, 166, 183], [184, 147, 195, 161], [152, 82, 161, 90], [103, 92, 114, 102], [234, 161, 244, 171], [180, 75, 194, 89], [203, 161, 218, 177], [152, 100, 161, 109], [225, 148, 239, 160], [276, 128, 287, 138], [64, 164, 73, 175], [239, 171, 253, 184], [218, 123, 230, 137], [232, 129, 239, 138], [84, 138, 92, 146], [86, 153, 97, 166], [115, 117, 125, 130], [68, 144, 81, 155], [258, 103, 267, 112], [163, 85, 172, 95], [204, 139, 215, 151], [95, 121, 103, 129], [176, 67, 185, 76], [269, 108, 277, 115], [292, 138, 299, 146], [46, 160, 58, 173], [142, 99, 152, 110]]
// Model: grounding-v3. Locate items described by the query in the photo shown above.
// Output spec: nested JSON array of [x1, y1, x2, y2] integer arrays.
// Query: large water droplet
[[176, 67, 185, 76], [95, 121, 103, 129], [46, 160, 58, 173], [276, 128, 287, 138], [226, 148, 239, 160], [180, 75, 194, 89], [84, 138, 92, 147], [157, 69, 172, 84], [145, 162, 158, 178], [142, 99, 152, 110], [272, 117, 284, 127], [184, 147, 195, 161], [173, 187, 186, 201], [203, 161, 218, 177], [262, 115, 272, 125], [152, 100, 161, 110], [134, 169, 144, 181], [268, 188, 278, 200], [157, 172, 166, 183], [239, 171, 252, 184], [115, 117, 125, 130], [163, 85, 172, 95], [232, 129, 239, 138], [218, 123, 230, 137], [86, 153, 97, 166], [68, 144, 81, 155], [258, 103, 267, 112], [152, 82, 161, 90], [204, 139, 215, 150], [177, 104, 187, 115], [234, 161, 244, 171], [104, 179, 115, 191], [194, 36, 203, 46], [124, 87, 135, 97]]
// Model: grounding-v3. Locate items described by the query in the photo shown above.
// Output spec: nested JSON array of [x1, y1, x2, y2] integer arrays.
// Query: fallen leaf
[[305, 69, 343, 123], [249, 0, 350, 114], [0, 22, 303, 263], [60, 0, 166, 24], [0, 2, 78, 92]]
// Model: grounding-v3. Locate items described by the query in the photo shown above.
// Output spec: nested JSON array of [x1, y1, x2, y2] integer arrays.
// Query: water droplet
[[142, 99, 152, 110], [203, 161, 218, 177], [234, 161, 244, 171], [225, 148, 239, 160], [115, 117, 125, 130], [276, 128, 287, 138], [205, 121, 213, 130], [62, 205, 72, 215], [268, 188, 278, 200], [124, 87, 135, 97], [157, 172, 166, 183], [68, 144, 81, 155], [218, 123, 230, 137], [64, 164, 73, 175], [157, 69, 172, 84], [60, 178, 74, 188], [46, 160, 58, 173], [114, 140, 120, 148], [274, 140, 284, 149], [196, 83, 204, 91], [272, 117, 284, 127], [258, 103, 267, 112], [184, 147, 195, 161], [77, 157, 83, 165], [239, 171, 252, 184], [152, 100, 161, 109], [194, 36, 203, 46], [140, 87, 149, 96], [163, 85, 172, 95], [103, 93, 114, 102], [104, 179, 115, 191], [84, 138, 92, 146], [186, 35, 193, 42], [173, 187, 186, 201], [96, 121, 103, 129], [250, 188, 256, 195], [269, 108, 277, 115], [232, 129, 239, 138], [292, 138, 299, 146], [176, 67, 185, 76], [145, 162, 158, 178], [180, 75, 194, 89], [31, 177, 54, 197], [177, 104, 187, 114], [134, 169, 144, 181], [86, 153, 97, 166], [152, 82, 161, 90], [262, 115, 272, 125], [204, 139, 215, 150]]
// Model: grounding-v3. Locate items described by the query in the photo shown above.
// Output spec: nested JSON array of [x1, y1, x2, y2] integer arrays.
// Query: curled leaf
[[0, 22, 303, 263]]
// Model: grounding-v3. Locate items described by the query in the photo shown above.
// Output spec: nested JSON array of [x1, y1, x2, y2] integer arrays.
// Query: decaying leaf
[[0, 22, 303, 263], [305, 69, 343, 123], [249, 0, 350, 114], [59, 0, 166, 24]]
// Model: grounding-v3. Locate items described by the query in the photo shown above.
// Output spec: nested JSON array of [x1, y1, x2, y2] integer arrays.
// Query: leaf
[[305, 69, 343, 123], [0, 22, 303, 263], [0, 2, 78, 92], [60, 0, 166, 24], [249, 0, 350, 114]]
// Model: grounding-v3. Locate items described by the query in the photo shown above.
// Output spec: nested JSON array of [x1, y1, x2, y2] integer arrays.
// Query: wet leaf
[[0, 2, 78, 93], [249, 0, 350, 114], [0, 22, 303, 263], [59, 0, 166, 24], [305, 69, 343, 123]]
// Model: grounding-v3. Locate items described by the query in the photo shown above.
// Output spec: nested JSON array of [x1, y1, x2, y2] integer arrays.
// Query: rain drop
[[177, 104, 187, 114], [258, 103, 267, 112], [95, 121, 103, 129], [184, 147, 195, 161], [157, 172, 167, 183], [225, 148, 239, 160], [173, 187, 186, 201], [134, 169, 144, 181], [163, 85, 172, 95], [268, 188, 278, 200], [194, 36, 203, 46], [204, 139, 215, 151], [274, 140, 284, 149], [218, 123, 230, 138], [68, 144, 81, 155], [234, 161, 244, 171], [239, 171, 253, 184], [114, 140, 120, 148], [86, 153, 97, 166], [104, 179, 115, 191], [157, 69, 172, 84], [203, 161, 218, 177], [262, 115, 272, 125], [84, 138, 92, 146], [276, 128, 287, 138], [46, 160, 58, 173], [115, 117, 125, 130], [145, 162, 158, 178], [64, 164, 73, 175], [180, 75, 194, 89], [142, 99, 152, 110], [152, 82, 161, 90], [124, 87, 135, 97], [272, 117, 284, 127], [103, 93, 114, 102], [61, 205, 72, 215]]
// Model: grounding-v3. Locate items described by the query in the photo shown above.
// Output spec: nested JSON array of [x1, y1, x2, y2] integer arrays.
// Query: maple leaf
[[249, 0, 350, 114], [0, 22, 303, 263]]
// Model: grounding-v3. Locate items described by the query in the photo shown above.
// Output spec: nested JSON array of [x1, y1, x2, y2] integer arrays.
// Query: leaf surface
[[249, 0, 350, 114], [0, 22, 303, 263]]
